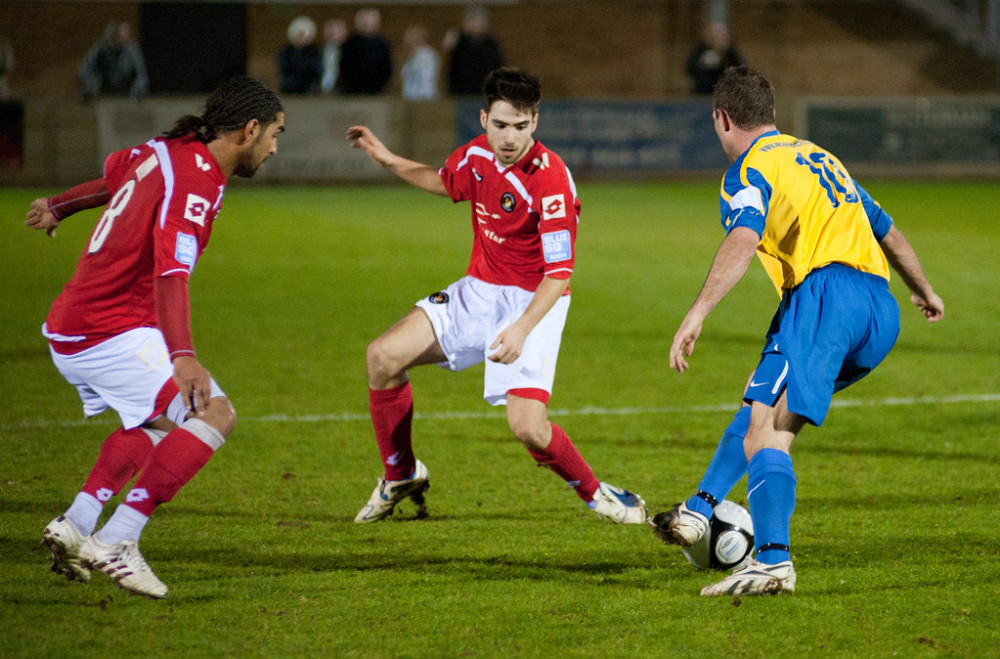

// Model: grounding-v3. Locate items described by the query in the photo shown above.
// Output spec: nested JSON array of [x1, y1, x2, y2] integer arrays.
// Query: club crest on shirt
[[427, 291, 449, 304], [501, 192, 516, 212]]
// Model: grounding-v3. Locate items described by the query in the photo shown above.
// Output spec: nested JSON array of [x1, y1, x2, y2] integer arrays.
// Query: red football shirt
[[45, 137, 227, 351], [439, 136, 579, 292]]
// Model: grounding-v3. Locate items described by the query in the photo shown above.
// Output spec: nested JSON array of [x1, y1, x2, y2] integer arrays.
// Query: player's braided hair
[[713, 65, 775, 131], [164, 76, 283, 143], [482, 67, 541, 115]]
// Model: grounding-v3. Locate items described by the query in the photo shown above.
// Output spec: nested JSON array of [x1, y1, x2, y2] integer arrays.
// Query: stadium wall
[[4, 93, 997, 187], [1, 1, 996, 100]]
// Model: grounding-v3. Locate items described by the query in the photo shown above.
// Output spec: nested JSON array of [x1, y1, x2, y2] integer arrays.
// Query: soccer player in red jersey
[[27, 76, 285, 599], [347, 67, 647, 524]]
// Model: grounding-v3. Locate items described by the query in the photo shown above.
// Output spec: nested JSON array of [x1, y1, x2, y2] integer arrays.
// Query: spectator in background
[[80, 21, 149, 101], [401, 24, 439, 101], [685, 22, 744, 95], [277, 16, 322, 95], [444, 5, 504, 96], [320, 18, 348, 95], [338, 7, 393, 95]]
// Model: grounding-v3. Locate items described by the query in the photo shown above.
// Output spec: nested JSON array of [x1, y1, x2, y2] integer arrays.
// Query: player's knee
[[508, 416, 549, 452], [203, 396, 237, 437], [366, 338, 392, 378]]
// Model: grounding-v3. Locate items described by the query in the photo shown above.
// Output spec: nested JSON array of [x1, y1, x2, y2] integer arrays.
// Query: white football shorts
[[414, 275, 570, 406], [46, 325, 225, 429]]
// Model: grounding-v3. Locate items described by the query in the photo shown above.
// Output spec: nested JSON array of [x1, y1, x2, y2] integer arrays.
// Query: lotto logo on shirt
[[184, 193, 210, 226], [542, 230, 572, 264], [175, 232, 198, 267], [541, 194, 566, 220]]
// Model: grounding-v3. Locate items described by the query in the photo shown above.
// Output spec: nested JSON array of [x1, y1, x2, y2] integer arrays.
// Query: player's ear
[[715, 109, 732, 132], [243, 118, 261, 143], [480, 108, 488, 130]]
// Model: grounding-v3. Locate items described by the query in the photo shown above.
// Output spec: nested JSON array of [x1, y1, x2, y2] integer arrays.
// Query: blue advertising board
[[456, 99, 728, 174]]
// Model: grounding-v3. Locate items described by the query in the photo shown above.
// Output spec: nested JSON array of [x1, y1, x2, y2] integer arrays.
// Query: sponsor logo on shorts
[[175, 232, 198, 267], [428, 291, 449, 304], [501, 192, 516, 212], [542, 230, 572, 263], [542, 194, 566, 220]]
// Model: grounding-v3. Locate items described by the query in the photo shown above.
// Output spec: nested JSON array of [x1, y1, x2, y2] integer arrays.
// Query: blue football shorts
[[743, 263, 900, 426]]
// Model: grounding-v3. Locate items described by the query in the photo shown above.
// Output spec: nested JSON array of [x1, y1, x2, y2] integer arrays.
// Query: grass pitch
[[1, 181, 998, 657]]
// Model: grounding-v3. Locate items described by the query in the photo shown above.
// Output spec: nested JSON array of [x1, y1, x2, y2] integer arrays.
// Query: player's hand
[[911, 291, 944, 322], [346, 125, 393, 167], [669, 314, 704, 373], [488, 324, 528, 364], [25, 198, 60, 238], [172, 356, 212, 417]]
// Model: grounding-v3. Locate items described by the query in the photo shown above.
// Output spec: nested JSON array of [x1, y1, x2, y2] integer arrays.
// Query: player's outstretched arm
[[669, 226, 759, 373], [879, 225, 944, 322], [346, 125, 448, 196], [25, 179, 111, 238]]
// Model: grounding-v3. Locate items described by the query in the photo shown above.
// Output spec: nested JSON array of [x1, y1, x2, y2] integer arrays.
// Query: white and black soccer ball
[[682, 500, 754, 571]]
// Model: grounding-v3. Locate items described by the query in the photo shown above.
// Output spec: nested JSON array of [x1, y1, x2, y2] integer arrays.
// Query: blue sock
[[746, 448, 796, 564], [685, 407, 751, 518]]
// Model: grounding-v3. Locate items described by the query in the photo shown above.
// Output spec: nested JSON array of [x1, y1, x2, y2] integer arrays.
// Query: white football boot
[[354, 460, 430, 523], [41, 515, 91, 583], [700, 559, 796, 597], [649, 501, 709, 546], [79, 536, 168, 599], [588, 482, 648, 524]]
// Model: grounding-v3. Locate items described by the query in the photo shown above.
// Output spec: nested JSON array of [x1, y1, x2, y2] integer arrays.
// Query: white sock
[[65, 492, 103, 536], [95, 504, 150, 545]]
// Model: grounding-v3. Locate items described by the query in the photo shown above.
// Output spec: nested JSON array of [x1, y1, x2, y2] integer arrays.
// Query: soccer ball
[[682, 500, 754, 571]]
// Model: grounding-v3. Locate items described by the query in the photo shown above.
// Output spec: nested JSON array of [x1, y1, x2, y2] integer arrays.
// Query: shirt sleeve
[[722, 166, 771, 238], [438, 146, 473, 203], [853, 180, 894, 241], [536, 171, 579, 280], [153, 168, 219, 281], [47, 179, 110, 221]]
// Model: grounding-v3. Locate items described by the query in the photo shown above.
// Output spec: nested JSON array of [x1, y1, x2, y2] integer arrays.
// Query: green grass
[[1, 182, 998, 657]]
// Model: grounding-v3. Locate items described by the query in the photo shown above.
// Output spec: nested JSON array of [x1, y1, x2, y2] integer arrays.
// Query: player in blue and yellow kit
[[652, 66, 944, 596]]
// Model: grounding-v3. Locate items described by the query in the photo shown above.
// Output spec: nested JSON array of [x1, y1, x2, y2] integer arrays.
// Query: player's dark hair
[[164, 76, 283, 143], [713, 65, 775, 130], [482, 67, 541, 115]]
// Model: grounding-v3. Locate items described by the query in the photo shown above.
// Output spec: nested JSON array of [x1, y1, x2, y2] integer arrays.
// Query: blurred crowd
[[1, 5, 746, 103], [274, 5, 506, 101]]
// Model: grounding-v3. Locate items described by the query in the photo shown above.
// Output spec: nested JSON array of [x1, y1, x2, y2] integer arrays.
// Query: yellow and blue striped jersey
[[720, 131, 893, 295]]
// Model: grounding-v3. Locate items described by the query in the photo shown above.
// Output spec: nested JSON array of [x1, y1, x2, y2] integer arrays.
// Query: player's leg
[[42, 330, 174, 583], [356, 307, 445, 522], [507, 392, 597, 500], [701, 395, 802, 597], [42, 424, 165, 583], [507, 393, 646, 524], [651, 404, 751, 547], [82, 391, 235, 599]]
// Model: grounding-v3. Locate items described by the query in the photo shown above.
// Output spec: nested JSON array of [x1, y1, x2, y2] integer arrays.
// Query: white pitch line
[[4, 393, 999, 431]]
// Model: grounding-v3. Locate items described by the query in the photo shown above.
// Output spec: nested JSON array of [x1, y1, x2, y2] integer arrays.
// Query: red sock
[[528, 423, 600, 502], [369, 382, 415, 481], [81, 427, 154, 503], [123, 428, 214, 517]]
